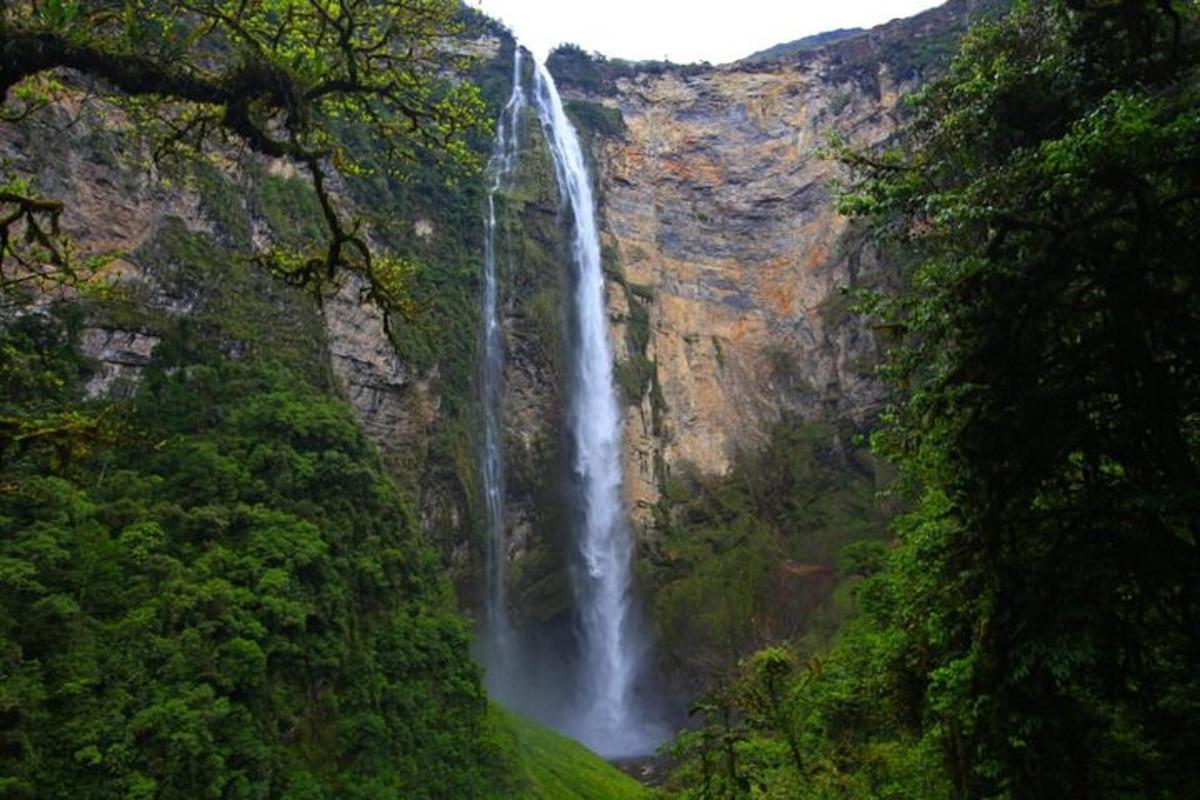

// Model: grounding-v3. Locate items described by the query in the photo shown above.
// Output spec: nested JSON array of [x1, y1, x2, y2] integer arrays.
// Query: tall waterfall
[[531, 59, 657, 758], [480, 49, 526, 680]]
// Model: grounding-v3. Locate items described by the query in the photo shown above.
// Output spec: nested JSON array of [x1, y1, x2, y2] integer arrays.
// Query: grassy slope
[[494, 708, 649, 800]]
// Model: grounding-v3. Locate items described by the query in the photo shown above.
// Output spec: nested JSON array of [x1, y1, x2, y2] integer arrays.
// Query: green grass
[[494, 708, 650, 799]]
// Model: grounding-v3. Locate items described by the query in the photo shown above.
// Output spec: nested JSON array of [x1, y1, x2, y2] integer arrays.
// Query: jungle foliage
[[663, 0, 1200, 797], [647, 422, 887, 691], [0, 5, 543, 789], [0, 305, 519, 798]]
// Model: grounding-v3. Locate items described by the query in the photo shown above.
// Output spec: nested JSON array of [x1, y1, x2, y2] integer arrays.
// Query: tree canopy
[[665, 1, 1200, 797], [0, 314, 518, 797], [844, 2, 1200, 791], [0, 0, 485, 303]]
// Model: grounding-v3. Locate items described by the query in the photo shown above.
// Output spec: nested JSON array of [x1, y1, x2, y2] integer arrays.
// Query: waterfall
[[480, 49, 526, 682], [477, 47, 660, 757], [531, 59, 658, 758]]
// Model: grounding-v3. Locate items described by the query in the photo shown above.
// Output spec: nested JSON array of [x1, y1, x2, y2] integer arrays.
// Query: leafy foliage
[[0, 310, 515, 798], [0, 0, 486, 305], [664, 1, 1200, 798], [0, 302, 113, 478], [564, 99, 626, 141], [546, 43, 710, 97], [663, 622, 950, 800], [840, 1, 1200, 795]]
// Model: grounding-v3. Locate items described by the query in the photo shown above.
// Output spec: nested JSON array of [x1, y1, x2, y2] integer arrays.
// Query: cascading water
[[477, 47, 661, 757], [531, 59, 659, 758], [480, 49, 526, 684]]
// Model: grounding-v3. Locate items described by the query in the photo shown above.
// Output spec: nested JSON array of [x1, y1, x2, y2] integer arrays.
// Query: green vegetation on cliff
[[742, 29, 864, 63], [0, 307, 517, 797], [646, 422, 887, 685], [662, 0, 1200, 797], [546, 44, 710, 97]]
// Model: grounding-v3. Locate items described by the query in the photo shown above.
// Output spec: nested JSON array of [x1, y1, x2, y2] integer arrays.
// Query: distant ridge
[[741, 27, 865, 63], [735, 0, 1011, 75]]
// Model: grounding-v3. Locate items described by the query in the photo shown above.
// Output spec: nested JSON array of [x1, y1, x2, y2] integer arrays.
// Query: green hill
[[494, 709, 649, 800]]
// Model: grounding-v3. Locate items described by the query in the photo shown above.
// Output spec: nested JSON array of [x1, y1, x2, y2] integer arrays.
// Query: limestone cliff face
[[555, 54, 904, 530], [1, 92, 433, 443], [529, 0, 991, 536]]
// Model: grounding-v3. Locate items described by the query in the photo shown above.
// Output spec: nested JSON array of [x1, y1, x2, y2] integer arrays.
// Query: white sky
[[472, 0, 943, 64]]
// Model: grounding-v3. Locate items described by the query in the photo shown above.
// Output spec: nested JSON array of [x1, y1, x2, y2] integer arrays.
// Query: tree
[[0, 348, 518, 797], [841, 0, 1200, 796], [0, 0, 485, 307]]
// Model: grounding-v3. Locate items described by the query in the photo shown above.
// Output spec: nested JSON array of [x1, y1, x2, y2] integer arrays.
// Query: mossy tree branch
[[0, 0, 485, 307]]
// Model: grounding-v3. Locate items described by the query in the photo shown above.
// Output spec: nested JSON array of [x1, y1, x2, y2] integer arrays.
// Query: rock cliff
[[0, 90, 437, 445], [594, 59, 896, 527], [544, 0, 992, 533]]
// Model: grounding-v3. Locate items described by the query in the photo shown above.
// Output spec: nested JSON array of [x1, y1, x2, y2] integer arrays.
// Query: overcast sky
[[472, 0, 943, 64]]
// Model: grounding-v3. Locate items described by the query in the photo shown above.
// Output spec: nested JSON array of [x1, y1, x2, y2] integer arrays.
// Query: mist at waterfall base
[[474, 48, 667, 759]]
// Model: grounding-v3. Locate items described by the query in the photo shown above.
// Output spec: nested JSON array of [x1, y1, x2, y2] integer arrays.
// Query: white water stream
[[480, 49, 660, 758], [480, 49, 526, 677], [531, 59, 658, 758]]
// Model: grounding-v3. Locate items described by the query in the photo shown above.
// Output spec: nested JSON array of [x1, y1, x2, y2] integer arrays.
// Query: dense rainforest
[[2, 0, 1198, 798], [664, 1, 1200, 798]]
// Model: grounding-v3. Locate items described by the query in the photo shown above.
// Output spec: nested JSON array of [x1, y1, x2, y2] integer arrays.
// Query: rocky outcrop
[[79, 327, 161, 398], [1, 82, 444, 472], [526, 0, 997, 534], [324, 274, 439, 451], [554, 52, 903, 530]]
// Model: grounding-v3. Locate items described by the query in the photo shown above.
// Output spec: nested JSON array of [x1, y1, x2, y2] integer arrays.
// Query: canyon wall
[[545, 0, 988, 534], [2, 2, 988, 680], [581, 56, 900, 530], [507, 1, 993, 693]]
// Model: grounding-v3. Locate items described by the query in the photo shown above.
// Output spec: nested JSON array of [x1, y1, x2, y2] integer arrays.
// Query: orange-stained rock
[[560, 51, 913, 532]]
